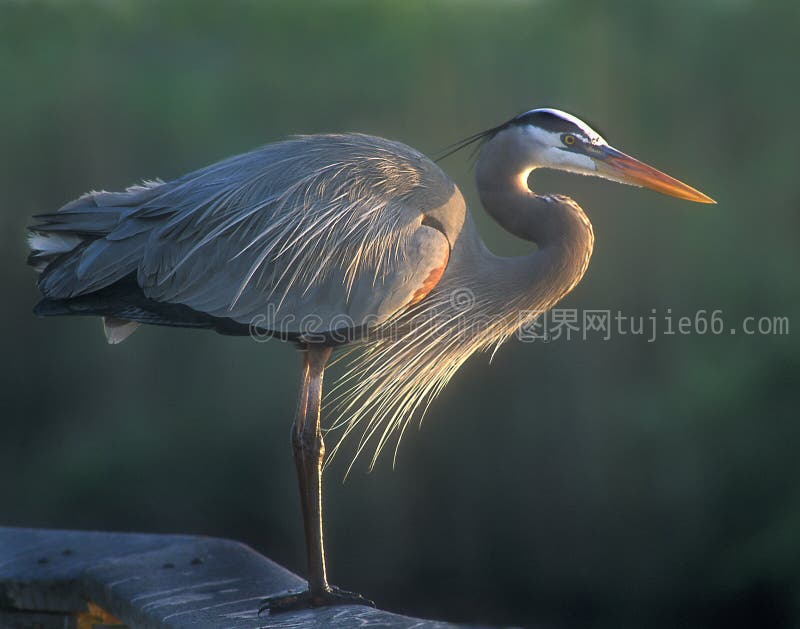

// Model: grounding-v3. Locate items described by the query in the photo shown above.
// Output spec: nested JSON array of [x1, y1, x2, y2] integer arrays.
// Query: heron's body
[[28, 108, 713, 608], [31, 135, 457, 336]]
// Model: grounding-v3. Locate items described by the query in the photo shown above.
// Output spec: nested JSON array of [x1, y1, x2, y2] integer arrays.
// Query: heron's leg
[[293, 344, 331, 599], [260, 345, 373, 613]]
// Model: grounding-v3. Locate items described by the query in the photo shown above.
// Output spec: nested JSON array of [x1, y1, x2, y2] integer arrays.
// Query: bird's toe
[[259, 585, 374, 615]]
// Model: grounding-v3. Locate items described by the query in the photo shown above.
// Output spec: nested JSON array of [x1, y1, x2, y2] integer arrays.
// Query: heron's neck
[[473, 135, 595, 311]]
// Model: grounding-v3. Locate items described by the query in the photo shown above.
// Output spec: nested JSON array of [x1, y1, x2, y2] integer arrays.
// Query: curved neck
[[471, 130, 595, 311], [476, 129, 592, 248]]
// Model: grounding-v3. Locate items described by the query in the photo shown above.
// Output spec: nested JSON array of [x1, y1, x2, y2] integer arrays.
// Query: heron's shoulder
[[280, 132, 435, 163], [258, 133, 455, 200]]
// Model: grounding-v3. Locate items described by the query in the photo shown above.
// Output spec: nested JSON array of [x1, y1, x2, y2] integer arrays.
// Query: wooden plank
[[0, 608, 75, 629], [0, 527, 484, 629]]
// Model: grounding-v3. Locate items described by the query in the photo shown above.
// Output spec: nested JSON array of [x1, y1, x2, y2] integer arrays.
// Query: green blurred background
[[1, 1, 799, 627]]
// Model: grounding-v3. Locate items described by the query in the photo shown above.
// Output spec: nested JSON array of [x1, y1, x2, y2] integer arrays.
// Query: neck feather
[[470, 131, 595, 316]]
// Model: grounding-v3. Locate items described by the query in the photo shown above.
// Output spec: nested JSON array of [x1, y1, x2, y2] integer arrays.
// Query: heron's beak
[[594, 145, 716, 204]]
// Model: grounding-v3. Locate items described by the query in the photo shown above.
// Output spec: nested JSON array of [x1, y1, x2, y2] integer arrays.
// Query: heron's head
[[494, 108, 715, 203]]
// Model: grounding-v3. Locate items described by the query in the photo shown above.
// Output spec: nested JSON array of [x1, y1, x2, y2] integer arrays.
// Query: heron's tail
[[27, 181, 166, 343], [27, 180, 164, 277], [27, 232, 84, 273]]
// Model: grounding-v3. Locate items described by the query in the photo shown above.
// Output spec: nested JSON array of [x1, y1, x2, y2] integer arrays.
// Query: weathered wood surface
[[0, 527, 489, 629]]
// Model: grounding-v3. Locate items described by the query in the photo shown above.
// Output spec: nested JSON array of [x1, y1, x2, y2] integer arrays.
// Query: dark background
[[2, 2, 799, 628]]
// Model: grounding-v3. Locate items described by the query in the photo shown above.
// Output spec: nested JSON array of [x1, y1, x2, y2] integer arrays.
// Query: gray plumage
[[29, 108, 715, 607], [31, 135, 455, 336], [28, 109, 712, 468]]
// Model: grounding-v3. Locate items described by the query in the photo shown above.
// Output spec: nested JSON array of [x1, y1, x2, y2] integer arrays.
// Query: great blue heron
[[27, 108, 713, 609]]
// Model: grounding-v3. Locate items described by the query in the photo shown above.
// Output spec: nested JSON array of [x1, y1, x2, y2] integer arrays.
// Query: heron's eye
[[563, 134, 577, 146]]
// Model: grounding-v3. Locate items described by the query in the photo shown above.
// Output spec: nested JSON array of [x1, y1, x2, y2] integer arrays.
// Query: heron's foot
[[259, 585, 374, 614]]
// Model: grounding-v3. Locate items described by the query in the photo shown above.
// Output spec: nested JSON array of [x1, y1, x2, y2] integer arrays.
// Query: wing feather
[[31, 133, 459, 335]]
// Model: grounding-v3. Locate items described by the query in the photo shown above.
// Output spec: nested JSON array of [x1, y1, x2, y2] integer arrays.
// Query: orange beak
[[596, 146, 716, 204]]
